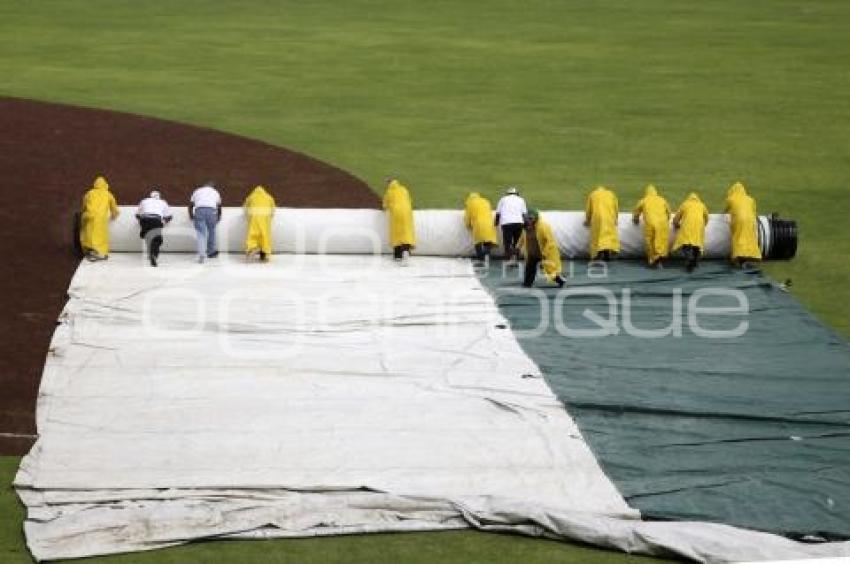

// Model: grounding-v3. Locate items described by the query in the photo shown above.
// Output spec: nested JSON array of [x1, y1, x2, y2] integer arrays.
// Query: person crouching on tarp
[[382, 177, 415, 265], [463, 191, 498, 267], [724, 181, 761, 268], [135, 190, 172, 267], [632, 184, 671, 268], [189, 181, 222, 263], [80, 175, 120, 261], [584, 185, 620, 261], [243, 185, 276, 262], [494, 186, 527, 266], [519, 209, 565, 288], [673, 192, 709, 272]]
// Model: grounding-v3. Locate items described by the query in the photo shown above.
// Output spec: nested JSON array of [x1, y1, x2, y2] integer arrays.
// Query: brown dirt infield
[[0, 96, 379, 455]]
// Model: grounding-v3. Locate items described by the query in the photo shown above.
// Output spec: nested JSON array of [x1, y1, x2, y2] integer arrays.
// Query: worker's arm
[[583, 197, 592, 227], [672, 209, 682, 229], [109, 194, 120, 219], [217, 204, 223, 222], [632, 200, 643, 225], [188, 202, 194, 220]]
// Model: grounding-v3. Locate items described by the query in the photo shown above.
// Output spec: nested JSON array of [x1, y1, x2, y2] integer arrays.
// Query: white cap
[[150, 190, 161, 199], [506, 186, 518, 195]]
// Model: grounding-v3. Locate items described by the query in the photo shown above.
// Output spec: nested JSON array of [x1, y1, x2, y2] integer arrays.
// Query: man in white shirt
[[189, 182, 222, 263], [494, 186, 527, 264], [135, 190, 173, 267]]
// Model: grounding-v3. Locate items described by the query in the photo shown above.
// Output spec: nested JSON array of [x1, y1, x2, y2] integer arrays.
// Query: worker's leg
[[501, 224, 518, 261], [193, 213, 208, 261], [150, 232, 163, 262], [501, 226, 512, 259], [205, 210, 218, 257], [474, 243, 484, 261], [685, 245, 699, 272], [522, 258, 540, 287]]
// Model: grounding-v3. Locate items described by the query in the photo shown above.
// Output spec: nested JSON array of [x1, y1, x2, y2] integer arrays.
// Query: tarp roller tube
[[105, 207, 797, 260]]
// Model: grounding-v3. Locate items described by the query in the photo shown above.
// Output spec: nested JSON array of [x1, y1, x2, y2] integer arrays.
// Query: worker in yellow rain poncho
[[79, 176, 119, 260], [243, 185, 276, 262], [382, 178, 415, 264], [584, 186, 620, 261], [724, 181, 761, 266], [463, 192, 498, 265], [673, 192, 709, 272], [632, 185, 671, 268], [518, 210, 565, 288]]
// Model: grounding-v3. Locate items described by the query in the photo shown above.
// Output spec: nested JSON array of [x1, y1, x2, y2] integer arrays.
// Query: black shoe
[[208, 251, 220, 258], [150, 255, 157, 267], [259, 251, 268, 262], [555, 276, 565, 288]]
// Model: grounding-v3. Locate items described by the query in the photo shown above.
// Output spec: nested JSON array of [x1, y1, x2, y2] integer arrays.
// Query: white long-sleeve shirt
[[495, 194, 527, 226]]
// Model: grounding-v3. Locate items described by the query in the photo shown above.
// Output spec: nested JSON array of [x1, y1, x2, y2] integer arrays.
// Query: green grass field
[[1, 0, 847, 561]]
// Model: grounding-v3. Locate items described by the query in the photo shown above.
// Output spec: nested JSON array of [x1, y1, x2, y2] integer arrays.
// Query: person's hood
[[388, 179, 404, 192], [644, 185, 658, 198], [726, 182, 747, 200], [251, 185, 269, 197], [686, 192, 702, 203], [93, 176, 109, 191], [466, 192, 480, 204]]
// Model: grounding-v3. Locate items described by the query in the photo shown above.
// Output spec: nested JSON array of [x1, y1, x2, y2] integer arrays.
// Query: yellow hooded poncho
[[80, 176, 119, 256], [585, 186, 620, 257], [724, 182, 761, 261], [673, 193, 709, 253], [518, 215, 562, 282], [463, 192, 497, 245], [632, 185, 671, 264], [382, 180, 415, 247], [243, 185, 276, 257]]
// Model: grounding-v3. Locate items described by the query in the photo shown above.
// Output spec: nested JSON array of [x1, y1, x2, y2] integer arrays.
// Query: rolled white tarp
[[108, 207, 776, 259]]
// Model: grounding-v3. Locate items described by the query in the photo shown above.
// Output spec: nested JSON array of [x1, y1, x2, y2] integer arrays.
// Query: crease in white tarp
[[15, 255, 850, 562], [105, 207, 741, 258]]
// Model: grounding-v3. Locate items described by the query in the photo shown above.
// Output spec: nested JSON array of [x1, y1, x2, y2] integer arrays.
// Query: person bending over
[[135, 190, 172, 267], [672, 192, 709, 272], [519, 209, 565, 288], [382, 177, 416, 265], [494, 186, 527, 266], [463, 191, 498, 266]]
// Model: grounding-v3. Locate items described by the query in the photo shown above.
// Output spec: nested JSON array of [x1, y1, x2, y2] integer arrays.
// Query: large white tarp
[[15, 255, 850, 562], [108, 207, 745, 258]]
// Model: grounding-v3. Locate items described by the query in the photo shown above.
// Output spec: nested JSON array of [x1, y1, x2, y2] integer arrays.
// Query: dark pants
[[474, 242, 494, 261], [393, 244, 412, 259], [523, 257, 541, 287], [682, 244, 700, 271], [501, 224, 523, 259], [139, 215, 164, 259]]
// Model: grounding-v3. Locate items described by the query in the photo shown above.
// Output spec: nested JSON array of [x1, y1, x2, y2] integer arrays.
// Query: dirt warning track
[[0, 97, 379, 454]]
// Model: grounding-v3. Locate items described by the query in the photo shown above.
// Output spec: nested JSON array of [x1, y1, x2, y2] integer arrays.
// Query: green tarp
[[482, 261, 850, 539]]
